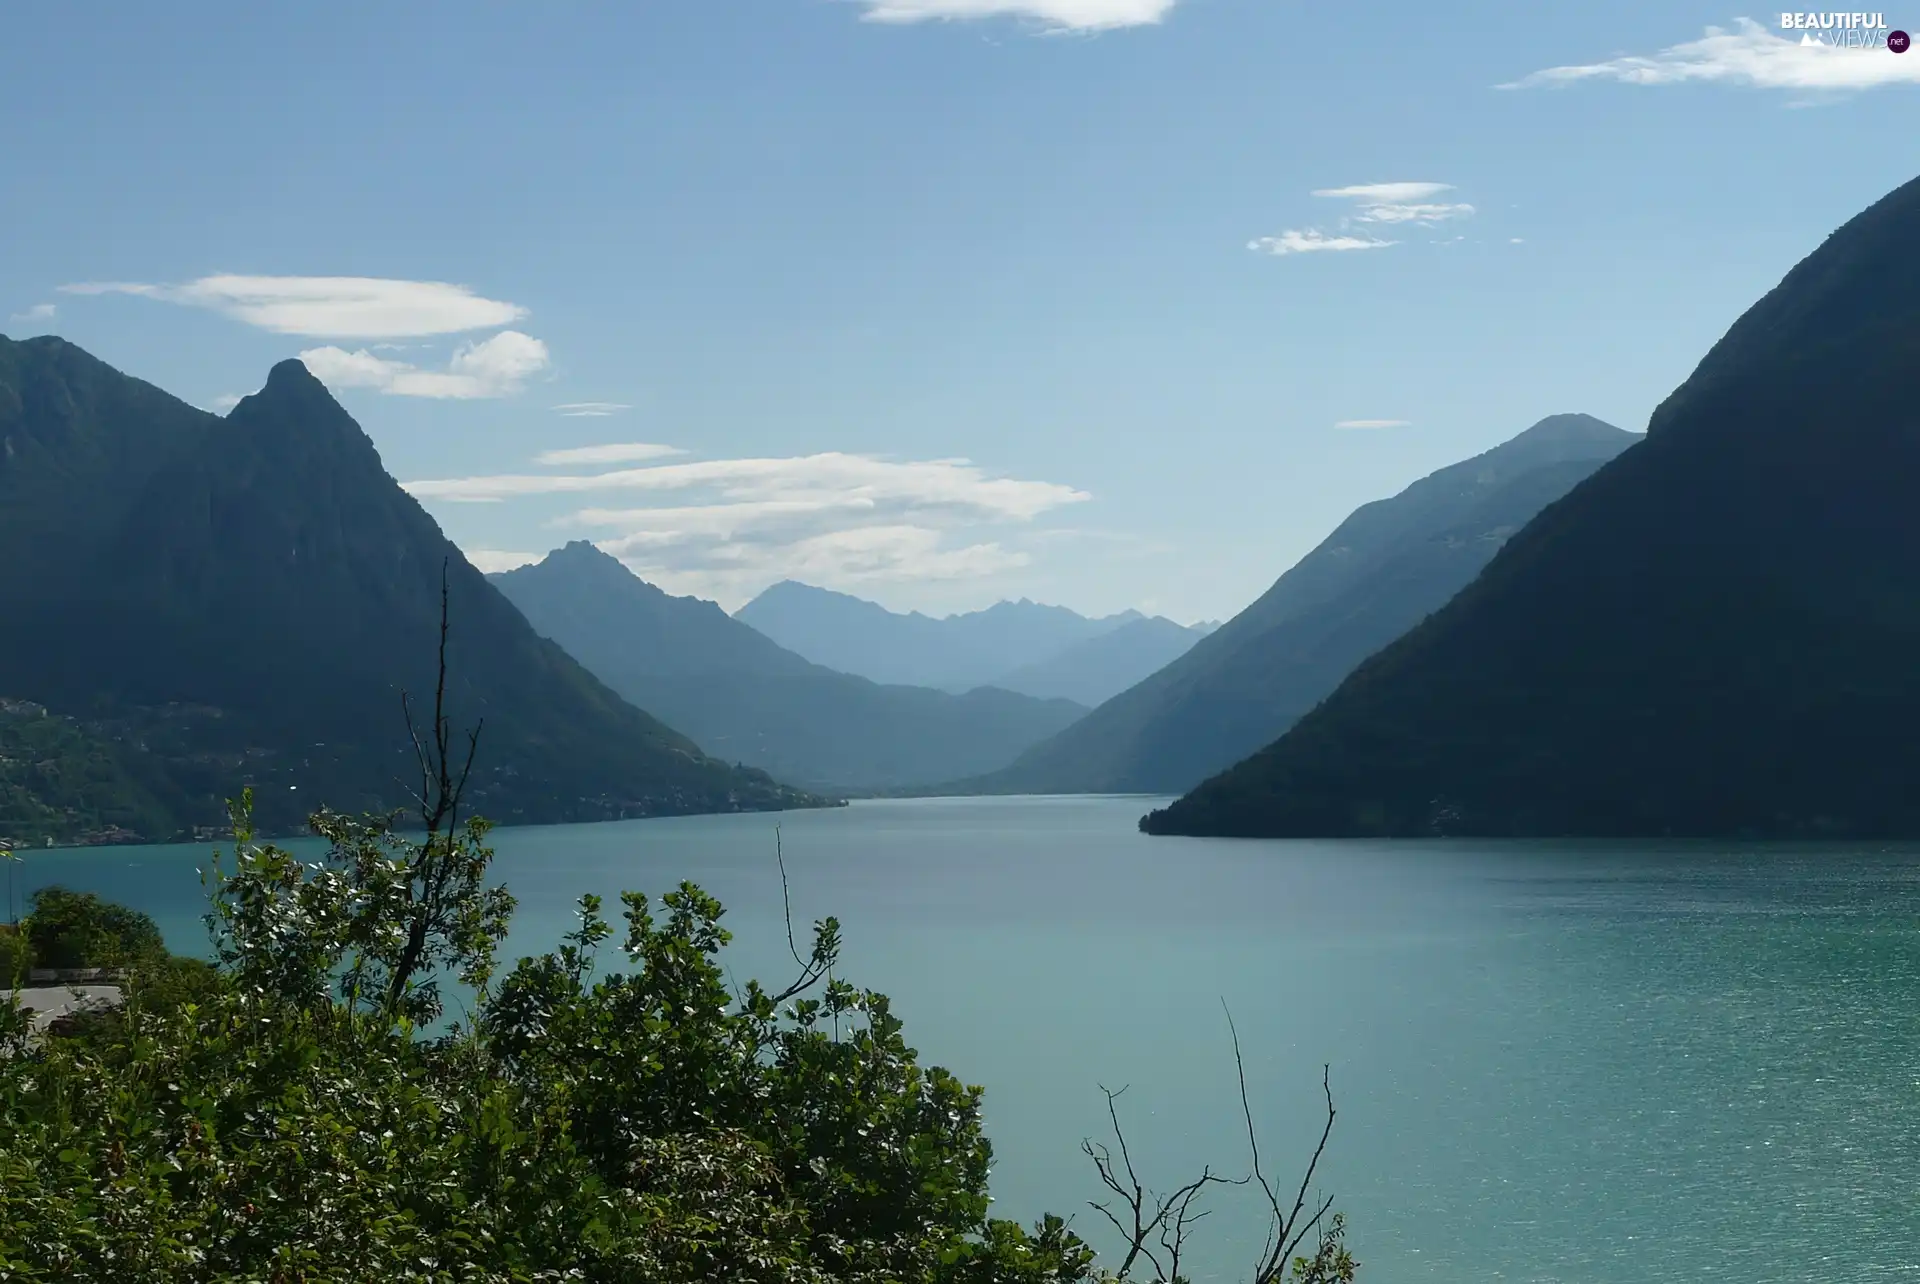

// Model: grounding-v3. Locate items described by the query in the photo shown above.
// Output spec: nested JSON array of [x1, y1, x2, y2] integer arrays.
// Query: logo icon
[[1890, 28, 1912, 51]]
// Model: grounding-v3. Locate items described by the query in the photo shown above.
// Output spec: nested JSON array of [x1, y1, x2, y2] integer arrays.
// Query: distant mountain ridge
[[735, 580, 1208, 703], [0, 337, 826, 843], [989, 616, 1211, 708], [493, 543, 818, 680], [970, 414, 1639, 795], [492, 543, 1088, 792], [1145, 171, 1920, 839]]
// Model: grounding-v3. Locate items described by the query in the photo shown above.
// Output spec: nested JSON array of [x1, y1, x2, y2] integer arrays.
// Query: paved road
[[10, 985, 123, 1033]]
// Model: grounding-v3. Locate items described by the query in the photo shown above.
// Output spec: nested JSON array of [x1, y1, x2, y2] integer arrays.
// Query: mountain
[[492, 544, 1088, 792], [1143, 172, 1920, 839], [0, 337, 826, 841], [734, 582, 1146, 692], [989, 615, 1211, 708], [492, 543, 818, 681], [0, 699, 180, 847], [976, 414, 1637, 795]]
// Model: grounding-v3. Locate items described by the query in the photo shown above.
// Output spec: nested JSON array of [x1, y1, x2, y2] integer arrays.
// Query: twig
[[1223, 998, 1336, 1284]]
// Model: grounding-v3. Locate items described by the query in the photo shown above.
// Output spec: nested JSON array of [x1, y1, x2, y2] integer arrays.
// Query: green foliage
[[0, 701, 183, 847], [21, 886, 165, 970], [0, 925, 26, 984], [0, 788, 1357, 1282]]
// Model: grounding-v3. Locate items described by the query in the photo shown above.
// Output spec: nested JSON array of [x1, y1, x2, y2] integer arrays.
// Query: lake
[[16, 795, 1920, 1282]]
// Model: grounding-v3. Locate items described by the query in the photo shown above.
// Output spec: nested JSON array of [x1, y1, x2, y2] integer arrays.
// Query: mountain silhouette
[[976, 414, 1636, 795], [989, 615, 1211, 708], [735, 581, 1153, 693], [0, 338, 825, 840], [1144, 172, 1920, 839], [493, 543, 1087, 792]]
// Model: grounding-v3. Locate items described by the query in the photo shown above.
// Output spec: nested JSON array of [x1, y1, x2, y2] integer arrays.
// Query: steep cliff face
[[978, 414, 1636, 795], [1145, 173, 1920, 839], [0, 341, 826, 837]]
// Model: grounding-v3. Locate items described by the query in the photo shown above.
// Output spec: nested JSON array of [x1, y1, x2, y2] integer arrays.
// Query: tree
[[20, 886, 165, 970], [0, 563, 1360, 1282]]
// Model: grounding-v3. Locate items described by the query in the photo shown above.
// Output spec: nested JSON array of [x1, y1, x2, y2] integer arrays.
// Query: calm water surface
[[20, 796, 1920, 1282]]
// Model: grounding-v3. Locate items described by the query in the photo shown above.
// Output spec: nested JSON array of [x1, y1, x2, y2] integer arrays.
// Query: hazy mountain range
[[0, 341, 825, 844], [491, 543, 1087, 792], [9, 176, 1915, 845], [1145, 171, 1920, 839], [970, 414, 1638, 795], [735, 581, 1214, 702]]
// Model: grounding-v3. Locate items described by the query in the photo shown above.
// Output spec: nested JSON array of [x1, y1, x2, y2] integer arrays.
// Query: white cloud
[[1248, 230, 1396, 256], [854, 0, 1176, 30], [554, 402, 632, 417], [406, 446, 1088, 604], [1310, 182, 1453, 203], [58, 274, 527, 338], [1354, 202, 1476, 225], [599, 524, 1030, 605], [210, 393, 245, 413], [8, 303, 56, 324], [404, 451, 1089, 517], [463, 549, 543, 574], [1315, 182, 1474, 226], [1502, 18, 1920, 92], [299, 330, 551, 400], [534, 443, 685, 467], [1335, 419, 1413, 430]]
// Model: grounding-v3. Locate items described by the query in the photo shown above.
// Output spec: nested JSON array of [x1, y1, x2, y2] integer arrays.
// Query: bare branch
[[1222, 996, 1339, 1284], [1081, 1082, 1240, 1282], [777, 825, 804, 971], [765, 826, 832, 1006]]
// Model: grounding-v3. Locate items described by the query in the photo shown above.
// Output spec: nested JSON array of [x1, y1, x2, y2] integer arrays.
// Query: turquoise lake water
[[17, 795, 1920, 1282]]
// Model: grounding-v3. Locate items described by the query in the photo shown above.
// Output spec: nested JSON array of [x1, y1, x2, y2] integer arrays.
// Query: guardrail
[[24, 967, 129, 985]]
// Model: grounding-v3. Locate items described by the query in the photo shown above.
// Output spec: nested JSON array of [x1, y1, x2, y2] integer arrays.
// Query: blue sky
[[3, 1, 1915, 622]]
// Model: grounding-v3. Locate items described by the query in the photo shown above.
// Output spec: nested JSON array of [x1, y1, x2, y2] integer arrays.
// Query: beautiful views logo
[[1778, 12, 1912, 49]]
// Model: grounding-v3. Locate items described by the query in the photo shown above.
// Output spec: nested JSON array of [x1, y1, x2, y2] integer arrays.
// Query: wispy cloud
[[59, 274, 527, 338], [534, 443, 684, 467], [1248, 230, 1396, 256], [463, 549, 543, 574], [854, 0, 1176, 31], [1311, 182, 1452, 204], [300, 331, 550, 400], [554, 402, 631, 417], [210, 393, 246, 413], [8, 303, 56, 324], [1252, 180, 1479, 259], [596, 523, 1031, 604], [406, 451, 1087, 515], [1502, 18, 1920, 92], [1314, 182, 1475, 225], [1335, 419, 1413, 430], [406, 446, 1089, 604]]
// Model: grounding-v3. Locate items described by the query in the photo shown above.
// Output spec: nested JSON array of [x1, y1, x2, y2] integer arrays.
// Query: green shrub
[[0, 925, 25, 983], [20, 885, 165, 970], [0, 795, 1357, 1282]]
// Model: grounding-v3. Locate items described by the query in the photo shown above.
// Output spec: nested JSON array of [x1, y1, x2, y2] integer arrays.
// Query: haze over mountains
[[735, 581, 1212, 704], [972, 414, 1638, 795], [491, 543, 1086, 792], [11, 175, 1916, 847], [1145, 173, 1920, 840], [0, 338, 824, 843]]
